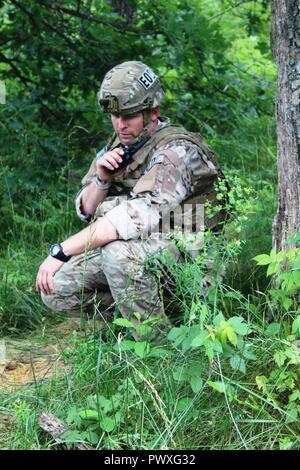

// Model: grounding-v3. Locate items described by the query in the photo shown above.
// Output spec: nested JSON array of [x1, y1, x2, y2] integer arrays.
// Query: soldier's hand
[[96, 147, 124, 180], [36, 256, 64, 295]]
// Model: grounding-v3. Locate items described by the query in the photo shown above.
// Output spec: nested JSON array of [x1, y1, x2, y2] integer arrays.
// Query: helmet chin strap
[[141, 108, 156, 140], [142, 108, 152, 132], [124, 108, 152, 146]]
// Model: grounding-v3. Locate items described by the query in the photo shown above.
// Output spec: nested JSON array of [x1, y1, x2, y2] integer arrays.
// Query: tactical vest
[[83, 123, 228, 231]]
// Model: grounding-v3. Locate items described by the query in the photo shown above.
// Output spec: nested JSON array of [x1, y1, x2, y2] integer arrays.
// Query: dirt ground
[[0, 318, 94, 390], [0, 317, 107, 447]]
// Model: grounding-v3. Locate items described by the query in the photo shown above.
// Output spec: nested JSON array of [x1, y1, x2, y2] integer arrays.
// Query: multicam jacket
[[75, 117, 224, 241]]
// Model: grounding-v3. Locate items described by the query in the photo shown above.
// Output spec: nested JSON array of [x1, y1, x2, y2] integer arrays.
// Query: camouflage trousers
[[41, 237, 181, 330]]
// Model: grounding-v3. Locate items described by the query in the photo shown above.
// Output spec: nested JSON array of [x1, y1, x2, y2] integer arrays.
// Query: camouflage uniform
[[42, 62, 224, 333]]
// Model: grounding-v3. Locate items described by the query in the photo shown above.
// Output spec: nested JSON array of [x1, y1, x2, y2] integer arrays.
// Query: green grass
[[1, 318, 300, 450]]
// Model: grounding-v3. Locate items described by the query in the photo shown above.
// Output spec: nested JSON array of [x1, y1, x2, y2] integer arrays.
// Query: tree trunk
[[271, 0, 300, 251]]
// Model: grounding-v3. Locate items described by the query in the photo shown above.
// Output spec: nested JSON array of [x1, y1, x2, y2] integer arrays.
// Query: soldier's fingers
[[105, 155, 120, 168], [46, 272, 54, 294], [112, 147, 124, 157], [41, 271, 49, 295], [36, 271, 46, 294], [39, 270, 51, 295], [106, 153, 123, 165], [42, 271, 51, 295], [101, 160, 115, 171], [101, 156, 121, 170], [36, 272, 44, 294]]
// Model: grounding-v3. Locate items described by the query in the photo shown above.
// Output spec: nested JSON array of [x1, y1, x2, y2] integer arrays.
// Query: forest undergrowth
[[1, 117, 299, 451]]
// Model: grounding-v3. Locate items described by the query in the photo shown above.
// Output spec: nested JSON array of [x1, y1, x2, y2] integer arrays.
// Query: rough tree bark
[[271, 0, 300, 251]]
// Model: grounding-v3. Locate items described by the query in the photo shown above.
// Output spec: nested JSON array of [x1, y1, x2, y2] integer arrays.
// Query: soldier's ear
[[150, 107, 160, 122]]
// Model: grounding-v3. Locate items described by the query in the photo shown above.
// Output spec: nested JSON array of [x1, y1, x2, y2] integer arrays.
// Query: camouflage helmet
[[98, 61, 164, 115]]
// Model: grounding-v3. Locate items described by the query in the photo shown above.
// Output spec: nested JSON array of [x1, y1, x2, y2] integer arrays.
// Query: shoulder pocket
[[132, 164, 160, 194]]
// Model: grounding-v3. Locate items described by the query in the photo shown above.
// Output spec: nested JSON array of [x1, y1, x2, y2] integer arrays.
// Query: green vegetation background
[[2, 0, 299, 451]]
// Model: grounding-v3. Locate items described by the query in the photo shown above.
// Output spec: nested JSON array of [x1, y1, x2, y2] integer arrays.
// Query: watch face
[[51, 244, 61, 256]]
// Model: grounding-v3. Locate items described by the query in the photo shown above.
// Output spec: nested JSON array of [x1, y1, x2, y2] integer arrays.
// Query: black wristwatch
[[50, 243, 71, 262]]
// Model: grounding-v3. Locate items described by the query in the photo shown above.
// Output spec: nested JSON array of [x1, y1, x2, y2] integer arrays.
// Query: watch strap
[[50, 243, 71, 262]]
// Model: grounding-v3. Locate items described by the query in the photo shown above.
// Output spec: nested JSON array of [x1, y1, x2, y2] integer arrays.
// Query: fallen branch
[[38, 412, 94, 450]]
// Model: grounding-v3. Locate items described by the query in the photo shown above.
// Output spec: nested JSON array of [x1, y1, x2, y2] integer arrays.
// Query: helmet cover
[[98, 61, 164, 115]]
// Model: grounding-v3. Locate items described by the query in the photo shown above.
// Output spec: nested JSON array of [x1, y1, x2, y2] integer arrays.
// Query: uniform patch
[[138, 68, 158, 89]]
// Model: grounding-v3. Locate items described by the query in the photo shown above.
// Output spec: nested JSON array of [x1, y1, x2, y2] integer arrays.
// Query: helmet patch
[[138, 68, 158, 90]]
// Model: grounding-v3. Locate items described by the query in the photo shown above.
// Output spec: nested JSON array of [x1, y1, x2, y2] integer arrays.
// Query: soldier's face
[[111, 112, 144, 145]]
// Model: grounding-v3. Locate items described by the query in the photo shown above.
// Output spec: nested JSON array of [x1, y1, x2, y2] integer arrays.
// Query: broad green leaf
[[291, 256, 300, 269], [284, 346, 300, 365], [66, 405, 81, 426], [289, 390, 300, 402], [167, 326, 187, 341], [217, 320, 237, 347], [253, 254, 271, 266], [191, 330, 209, 348], [61, 429, 85, 446], [173, 335, 186, 348], [277, 251, 287, 262], [212, 339, 223, 353], [279, 272, 297, 293], [113, 318, 135, 328], [292, 270, 300, 285], [269, 249, 277, 261], [228, 316, 249, 335], [133, 311, 141, 321], [190, 375, 203, 394], [230, 355, 246, 373], [199, 304, 209, 324], [135, 324, 152, 337], [207, 380, 236, 400], [78, 409, 99, 420], [187, 361, 202, 376], [86, 395, 97, 409], [213, 312, 225, 327], [98, 396, 112, 414], [269, 289, 286, 300], [227, 328, 237, 347], [190, 300, 200, 318], [204, 340, 215, 361], [256, 375, 268, 393], [274, 350, 286, 367], [265, 323, 281, 337], [176, 397, 193, 412], [207, 381, 225, 394], [283, 297, 293, 311], [287, 232, 300, 244], [205, 324, 215, 340], [267, 262, 280, 276], [223, 291, 242, 300], [292, 316, 300, 335], [134, 341, 150, 358], [143, 316, 160, 326], [242, 348, 257, 361], [148, 347, 172, 358], [181, 336, 194, 353], [83, 431, 99, 445], [173, 366, 188, 382], [115, 340, 136, 351], [100, 417, 115, 433], [285, 406, 298, 424]]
